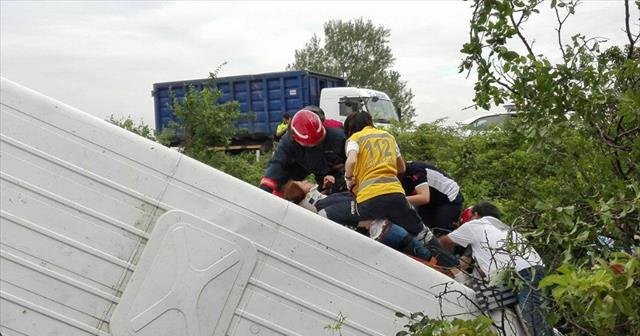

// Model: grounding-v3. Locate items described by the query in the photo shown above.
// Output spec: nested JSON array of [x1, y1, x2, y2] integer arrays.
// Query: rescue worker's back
[[348, 126, 404, 203]]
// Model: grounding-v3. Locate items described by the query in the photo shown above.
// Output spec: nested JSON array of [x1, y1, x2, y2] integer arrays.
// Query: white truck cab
[[319, 87, 399, 125]]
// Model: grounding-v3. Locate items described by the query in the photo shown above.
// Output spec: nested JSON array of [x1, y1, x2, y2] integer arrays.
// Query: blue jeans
[[517, 266, 553, 336], [379, 223, 458, 268]]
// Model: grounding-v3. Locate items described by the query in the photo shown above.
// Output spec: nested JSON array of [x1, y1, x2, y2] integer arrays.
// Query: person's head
[[458, 201, 500, 226], [302, 105, 326, 122], [472, 201, 501, 219], [458, 201, 502, 226], [343, 111, 373, 138], [282, 180, 314, 204], [291, 109, 326, 147], [282, 113, 291, 123]]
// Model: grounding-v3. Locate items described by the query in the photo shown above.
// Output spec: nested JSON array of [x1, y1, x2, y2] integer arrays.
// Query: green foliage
[[111, 69, 269, 184], [324, 312, 347, 336], [108, 115, 155, 141], [460, 0, 640, 182], [398, 117, 638, 252], [539, 252, 640, 335], [111, 116, 268, 185], [160, 78, 241, 156], [395, 312, 497, 336], [391, 121, 464, 169], [528, 182, 640, 266], [288, 18, 416, 123], [396, 117, 639, 334], [201, 150, 270, 186], [456, 6, 640, 333]]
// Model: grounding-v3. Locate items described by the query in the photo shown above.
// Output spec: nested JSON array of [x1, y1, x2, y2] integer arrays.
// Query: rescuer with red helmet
[[259, 109, 347, 196]]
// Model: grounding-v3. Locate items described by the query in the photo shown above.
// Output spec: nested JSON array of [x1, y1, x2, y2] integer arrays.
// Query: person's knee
[[379, 224, 412, 249], [379, 223, 433, 260]]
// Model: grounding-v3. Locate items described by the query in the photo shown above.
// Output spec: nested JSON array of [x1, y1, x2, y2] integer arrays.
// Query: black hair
[[343, 111, 373, 138], [472, 201, 501, 219], [302, 105, 325, 122], [282, 113, 290, 119]]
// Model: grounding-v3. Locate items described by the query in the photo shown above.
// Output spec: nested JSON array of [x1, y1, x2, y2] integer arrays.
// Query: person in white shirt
[[439, 201, 553, 336]]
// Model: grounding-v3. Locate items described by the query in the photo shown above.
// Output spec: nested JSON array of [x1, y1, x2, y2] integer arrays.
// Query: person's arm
[[344, 150, 358, 190], [402, 162, 429, 206], [260, 136, 294, 194], [396, 155, 406, 175], [317, 128, 347, 193], [344, 139, 359, 190], [438, 234, 459, 252], [439, 224, 473, 252], [458, 255, 472, 270], [406, 183, 430, 206], [395, 141, 405, 175]]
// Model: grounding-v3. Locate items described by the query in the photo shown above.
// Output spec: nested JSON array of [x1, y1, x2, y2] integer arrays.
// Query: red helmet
[[291, 109, 326, 147], [459, 207, 474, 225]]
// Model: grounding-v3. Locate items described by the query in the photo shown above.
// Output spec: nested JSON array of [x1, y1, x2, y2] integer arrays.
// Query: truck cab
[[319, 87, 399, 125]]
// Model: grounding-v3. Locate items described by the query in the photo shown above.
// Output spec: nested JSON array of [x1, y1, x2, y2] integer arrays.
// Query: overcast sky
[[1, 1, 636, 127]]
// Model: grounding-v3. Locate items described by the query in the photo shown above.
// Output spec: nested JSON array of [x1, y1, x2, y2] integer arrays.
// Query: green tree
[[457, 0, 640, 254], [394, 118, 639, 335], [460, 0, 640, 181], [288, 18, 416, 123], [437, 1, 640, 334], [158, 73, 241, 159], [395, 312, 497, 336], [111, 68, 270, 186], [108, 115, 156, 141]]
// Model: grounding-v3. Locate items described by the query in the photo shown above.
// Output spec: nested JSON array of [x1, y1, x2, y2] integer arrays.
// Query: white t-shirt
[[447, 216, 543, 279]]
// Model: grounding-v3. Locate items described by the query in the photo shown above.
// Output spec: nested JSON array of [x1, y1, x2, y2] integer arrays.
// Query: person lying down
[[281, 180, 459, 270]]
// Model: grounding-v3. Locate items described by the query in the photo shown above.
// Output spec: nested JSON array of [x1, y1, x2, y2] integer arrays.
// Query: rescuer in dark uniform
[[258, 109, 346, 196]]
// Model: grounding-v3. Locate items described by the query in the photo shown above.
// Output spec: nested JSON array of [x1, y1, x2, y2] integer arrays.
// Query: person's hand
[[345, 175, 355, 190], [322, 175, 335, 191]]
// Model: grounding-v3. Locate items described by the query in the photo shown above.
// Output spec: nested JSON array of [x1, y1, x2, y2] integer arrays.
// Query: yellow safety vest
[[349, 126, 404, 203], [276, 122, 288, 136]]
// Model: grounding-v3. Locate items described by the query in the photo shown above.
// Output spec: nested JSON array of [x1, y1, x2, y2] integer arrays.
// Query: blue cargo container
[[152, 70, 346, 144]]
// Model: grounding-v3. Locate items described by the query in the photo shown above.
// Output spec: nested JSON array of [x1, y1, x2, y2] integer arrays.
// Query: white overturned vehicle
[[0, 78, 524, 336]]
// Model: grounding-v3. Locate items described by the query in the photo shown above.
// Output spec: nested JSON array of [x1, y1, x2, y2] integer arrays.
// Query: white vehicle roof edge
[[461, 111, 517, 125], [321, 87, 392, 100]]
